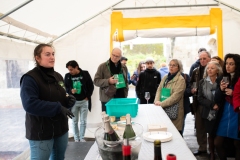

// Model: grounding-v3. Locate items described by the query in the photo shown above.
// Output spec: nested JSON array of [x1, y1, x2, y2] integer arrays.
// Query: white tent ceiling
[[0, 0, 240, 44]]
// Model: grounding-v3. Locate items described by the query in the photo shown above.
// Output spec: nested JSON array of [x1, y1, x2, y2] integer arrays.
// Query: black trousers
[[101, 102, 107, 112]]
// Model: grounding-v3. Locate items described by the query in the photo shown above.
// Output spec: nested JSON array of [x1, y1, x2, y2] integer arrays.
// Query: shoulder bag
[[160, 77, 179, 120]]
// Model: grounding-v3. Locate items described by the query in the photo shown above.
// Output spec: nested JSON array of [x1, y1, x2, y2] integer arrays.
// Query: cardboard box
[[148, 124, 167, 132]]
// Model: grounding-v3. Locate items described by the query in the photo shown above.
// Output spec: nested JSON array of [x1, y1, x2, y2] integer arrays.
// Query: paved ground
[[0, 87, 234, 160]]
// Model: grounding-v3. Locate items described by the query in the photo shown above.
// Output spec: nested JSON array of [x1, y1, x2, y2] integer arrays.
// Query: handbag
[[104, 85, 116, 97], [164, 103, 179, 120], [160, 77, 178, 120]]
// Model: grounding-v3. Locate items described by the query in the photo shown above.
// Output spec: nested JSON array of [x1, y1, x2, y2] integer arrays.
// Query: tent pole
[[213, 0, 240, 13], [0, 0, 33, 20], [0, 31, 41, 44], [112, 4, 219, 10], [50, 0, 125, 43]]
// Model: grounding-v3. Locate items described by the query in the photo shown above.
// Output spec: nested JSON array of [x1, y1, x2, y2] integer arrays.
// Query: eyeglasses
[[112, 54, 120, 58], [168, 64, 178, 67]]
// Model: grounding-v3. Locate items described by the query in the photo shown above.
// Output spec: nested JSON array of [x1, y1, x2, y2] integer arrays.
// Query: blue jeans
[[29, 132, 68, 160], [71, 100, 88, 141]]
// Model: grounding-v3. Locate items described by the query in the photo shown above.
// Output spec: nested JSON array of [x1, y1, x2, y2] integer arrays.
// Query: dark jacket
[[20, 67, 69, 140], [64, 68, 94, 111], [189, 59, 200, 77], [198, 78, 220, 134], [131, 70, 140, 86], [94, 60, 128, 102], [190, 66, 206, 111], [136, 68, 161, 99], [182, 73, 192, 115]]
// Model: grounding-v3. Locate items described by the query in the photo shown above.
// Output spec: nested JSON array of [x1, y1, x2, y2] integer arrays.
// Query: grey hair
[[200, 50, 211, 58], [111, 47, 122, 56], [170, 59, 183, 73], [203, 61, 223, 78]]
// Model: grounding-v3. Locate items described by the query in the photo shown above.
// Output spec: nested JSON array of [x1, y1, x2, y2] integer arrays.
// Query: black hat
[[121, 57, 128, 61]]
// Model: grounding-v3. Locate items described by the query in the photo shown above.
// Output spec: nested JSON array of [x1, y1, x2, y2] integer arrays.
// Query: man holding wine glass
[[136, 57, 161, 104], [94, 47, 129, 111]]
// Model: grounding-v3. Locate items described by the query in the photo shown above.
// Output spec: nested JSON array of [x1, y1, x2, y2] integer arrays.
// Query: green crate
[[106, 98, 139, 118]]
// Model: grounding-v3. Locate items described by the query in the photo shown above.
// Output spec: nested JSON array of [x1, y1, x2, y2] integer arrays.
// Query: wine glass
[[113, 74, 119, 84], [145, 92, 150, 104], [222, 76, 229, 84]]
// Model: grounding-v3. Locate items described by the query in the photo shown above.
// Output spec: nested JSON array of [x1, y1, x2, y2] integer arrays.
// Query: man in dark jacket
[[190, 51, 211, 155], [189, 48, 207, 77], [64, 60, 94, 142], [136, 57, 161, 104]]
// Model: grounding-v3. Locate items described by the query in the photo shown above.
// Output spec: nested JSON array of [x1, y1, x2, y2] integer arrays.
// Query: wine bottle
[[154, 140, 163, 160], [166, 154, 176, 160], [103, 115, 120, 141], [123, 114, 136, 139], [122, 139, 131, 160]]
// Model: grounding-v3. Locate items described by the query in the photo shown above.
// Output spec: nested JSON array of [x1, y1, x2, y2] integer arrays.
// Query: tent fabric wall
[[1, 1, 240, 138], [53, 12, 112, 136]]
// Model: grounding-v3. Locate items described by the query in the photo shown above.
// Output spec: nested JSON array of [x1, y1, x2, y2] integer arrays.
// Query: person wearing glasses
[[136, 57, 161, 104], [94, 47, 129, 111], [154, 59, 185, 134]]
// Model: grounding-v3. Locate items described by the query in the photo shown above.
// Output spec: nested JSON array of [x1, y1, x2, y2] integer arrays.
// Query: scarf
[[109, 58, 121, 75]]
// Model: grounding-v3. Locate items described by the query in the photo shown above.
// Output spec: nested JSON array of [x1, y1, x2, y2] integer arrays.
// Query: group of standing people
[[19, 43, 240, 160], [189, 49, 240, 160]]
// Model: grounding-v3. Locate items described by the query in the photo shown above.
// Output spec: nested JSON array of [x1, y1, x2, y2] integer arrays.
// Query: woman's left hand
[[154, 101, 161, 106], [225, 88, 233, 96]]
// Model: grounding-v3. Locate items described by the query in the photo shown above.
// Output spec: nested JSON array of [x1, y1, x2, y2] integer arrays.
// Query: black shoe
[[193, 150, 207, 156]]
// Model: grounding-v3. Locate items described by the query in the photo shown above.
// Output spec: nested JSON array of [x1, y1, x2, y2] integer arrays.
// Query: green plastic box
[[106, 98, 139, 118]]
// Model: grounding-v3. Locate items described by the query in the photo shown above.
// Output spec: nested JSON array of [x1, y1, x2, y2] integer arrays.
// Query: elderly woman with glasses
[[154, 59, 186, 134]]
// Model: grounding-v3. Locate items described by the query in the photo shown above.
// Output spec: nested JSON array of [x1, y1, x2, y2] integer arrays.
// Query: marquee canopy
[[0, 0, 240, 44]]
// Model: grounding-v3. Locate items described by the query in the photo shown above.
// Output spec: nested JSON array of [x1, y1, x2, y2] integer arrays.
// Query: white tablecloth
[[84, 104, 196, 160]]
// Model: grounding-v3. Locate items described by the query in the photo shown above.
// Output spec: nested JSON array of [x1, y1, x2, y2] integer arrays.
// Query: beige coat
[[94, 60, 128, 102], [154, 72, 185, 130]]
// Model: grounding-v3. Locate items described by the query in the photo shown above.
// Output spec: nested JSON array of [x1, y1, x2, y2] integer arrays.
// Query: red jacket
[[233, 78, 240, 113]]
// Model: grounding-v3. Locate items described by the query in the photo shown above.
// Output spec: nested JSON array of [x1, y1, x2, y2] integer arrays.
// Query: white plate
[[143, 131, 172, 142]]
